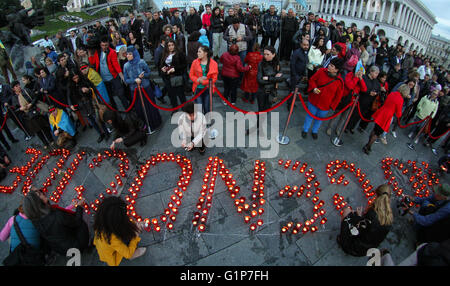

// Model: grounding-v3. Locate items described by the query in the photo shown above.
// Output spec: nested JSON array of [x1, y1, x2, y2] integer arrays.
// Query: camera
[[231, 38, 237, 44], [396, 195, 411, 216]]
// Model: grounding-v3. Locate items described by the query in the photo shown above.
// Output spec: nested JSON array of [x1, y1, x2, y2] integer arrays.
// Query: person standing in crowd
[[241, 43, 263, 104], [198, 28, 210, 48], [246, 46, 284, 135], [190, 46, 218, 115], [119, 17, 130, 39], [1, 81, 32, 141], [261, 5, 280, 49], [128, 31, 144, 59], [123, 46, 162, 133], [171, 24, 186, 55], [148, 12, 165, 56], [342, 41, 361, 78], [159, 39, 187, 111], [170, 10, 184, 32], [363, 84, 411, 154], [68, 71, 109, 143], [307, 37, 326, 77], [359, 42, 369, 68], [299, 12, 317, 42], [322, 45, 341, 68], [346, 66, 381, 134], [0, 40, 18, 85], [0, 83, 19, 150], [128, 12, 143, 52], [42, 35, 55, 50], [178, 101, 206, 154], [202, 5, 213, 44], [223, 18, 253, 65], [93, 196, 146, 266], [279, 9, 298, 62], [406, 89, 439, 149], [37, 67, 66, 109], [337, 184, 393, 256], [244, 6, 261, 50], [327, 69, 366, 140], [224, 8, 237, 30], [23, 188, 90, 257], [210, 7, 224, 61], [68, 30, 82, 55], [387, 62, 403, 90], [12, 80, 53, 148], [301, 58, 344, 140], [366, 41, 378, 68], [55, 31, 70, 54], [418, 60, 432, 81], [187, 31, 202, 68], [220, 44, 251, 105], [290, 39, 310, 91], [89, 38, 128, 110], [185, 7, 202, 36], [111, 31, 127, 49]]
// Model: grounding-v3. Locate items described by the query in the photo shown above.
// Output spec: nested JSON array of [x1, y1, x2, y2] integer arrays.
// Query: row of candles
[[325, 160, 376, 216], [193, 157, 266, 232], [278, 159, 327, 235], [381, 158, 437, 202], [125, 153, 193, 232], [1, 148, 42, 193]]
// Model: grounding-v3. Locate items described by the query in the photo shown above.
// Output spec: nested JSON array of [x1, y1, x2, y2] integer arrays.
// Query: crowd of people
[[0, 3, 449, 266]]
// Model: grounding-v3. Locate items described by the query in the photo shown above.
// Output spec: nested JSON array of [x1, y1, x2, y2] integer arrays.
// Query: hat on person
[[436, 183, 450, 197], [329, 57, 344, 71], [200, 28, 206, 35]]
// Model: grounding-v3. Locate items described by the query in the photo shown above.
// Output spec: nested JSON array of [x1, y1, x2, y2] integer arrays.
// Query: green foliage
[[0, 0, 22, 14], [43, 0, 66, 16]]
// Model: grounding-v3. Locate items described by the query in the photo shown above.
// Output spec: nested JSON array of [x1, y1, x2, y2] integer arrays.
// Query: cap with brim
[[436, 183, 450, 197]]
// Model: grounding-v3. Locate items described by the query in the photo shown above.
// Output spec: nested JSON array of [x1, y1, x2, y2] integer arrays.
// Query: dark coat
[[359, 74, 381, 108], [159, 52, 187, 77], [257, 61, 284, 93], [57, 36, 70, 53], [185, 14, 202, 35], [32, 206, 89, 256], [149, 18, 165, 44], [187, 41, 201, 65], [210, 16, 224, 33], [290, 47, 309, 88]]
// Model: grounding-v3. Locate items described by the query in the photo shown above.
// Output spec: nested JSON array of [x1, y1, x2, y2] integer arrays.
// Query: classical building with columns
[[315, 0, 436, 55], [427, 34, 450, 68]]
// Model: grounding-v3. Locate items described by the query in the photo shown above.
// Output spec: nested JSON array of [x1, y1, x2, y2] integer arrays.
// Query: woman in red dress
[[241, 43, 263, 104], [363, 84, 411, 154]]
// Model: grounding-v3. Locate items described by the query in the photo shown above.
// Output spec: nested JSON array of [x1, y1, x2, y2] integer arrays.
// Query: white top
[[177, 111, 207, 146]]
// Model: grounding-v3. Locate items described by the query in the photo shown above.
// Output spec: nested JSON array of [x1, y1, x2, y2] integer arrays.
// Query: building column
[[325, 0, 329, 14], [341, 0, 346, 15], [365, 0, 371, 19], [399, 5, 407, 28], [410, 13, 418, 37], [346, 0, 352, 16], [395, 2, 403, 26], [419, 20, 426, 42], [336, 0, 340, 14], [409, 12, 417, 34], [352, 0, 358, 17], [358, 0, 364, 18], [402, 8, 411, 30], [379, 0, 387, 22], [372, 0, 378, 21], [387, 0, 395, 25]]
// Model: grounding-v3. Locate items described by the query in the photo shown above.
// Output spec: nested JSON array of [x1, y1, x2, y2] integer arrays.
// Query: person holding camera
[[223, 18, 253, 65], [337, 184, 393, 257], [403, 184, 450, 244]]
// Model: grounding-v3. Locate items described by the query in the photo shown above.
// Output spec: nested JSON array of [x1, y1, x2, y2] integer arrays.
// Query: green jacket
[[415, 95, 439, 120]]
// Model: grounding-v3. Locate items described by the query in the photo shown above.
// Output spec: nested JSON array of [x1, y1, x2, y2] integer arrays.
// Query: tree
[[31, 0, 45, 9], [44, 0, 65, 17]]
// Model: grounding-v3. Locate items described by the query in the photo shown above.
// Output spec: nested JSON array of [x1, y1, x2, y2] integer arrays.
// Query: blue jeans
[[303, 102, 329, 134], [194, 87, 210, 115]]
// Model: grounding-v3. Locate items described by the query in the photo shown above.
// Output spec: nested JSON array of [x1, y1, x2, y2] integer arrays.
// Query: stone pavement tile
[[190, 236, 267, 266], [160, 179, 203, 209], [255, 221, 311, 266], [133, 192, 165, 222], [295, 229, 340, 265], [313, 245, 368, 266], [125, 232, 210, 266]]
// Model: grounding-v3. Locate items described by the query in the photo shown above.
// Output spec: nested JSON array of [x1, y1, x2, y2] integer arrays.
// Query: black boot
[[97, 133, 105, 143]]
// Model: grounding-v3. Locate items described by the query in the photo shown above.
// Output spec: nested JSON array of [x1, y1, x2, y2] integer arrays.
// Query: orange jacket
[[189, 58, 218, 93]]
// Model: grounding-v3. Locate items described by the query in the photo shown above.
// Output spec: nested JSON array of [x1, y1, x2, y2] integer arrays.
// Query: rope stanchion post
[[406, 116, 430, 150], [332, 95, 359, 147], [7, 106, 32, 139], [208, 78, 218, 139], [276, 88, 298, 145], [137, 83, 152, 135]]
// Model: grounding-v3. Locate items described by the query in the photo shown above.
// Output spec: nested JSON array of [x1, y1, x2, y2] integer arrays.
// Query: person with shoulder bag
[[11, 81, 54, 149], [337, 184, 393, 257], [159, 39, 188, 110], [0, 203, 45, 266]]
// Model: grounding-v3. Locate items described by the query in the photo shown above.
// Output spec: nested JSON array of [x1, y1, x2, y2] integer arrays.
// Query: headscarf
[[126, 45, 140, 65]]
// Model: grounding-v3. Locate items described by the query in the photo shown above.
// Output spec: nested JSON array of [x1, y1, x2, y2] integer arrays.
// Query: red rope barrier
[[94, 87, 137, 113], [397, 116, 430, 129], [47, 94, 73, 108], [297, 93, 354, 121], [426, 120, 450, 140], [141, 85, 208, 112], [0, 111, 8, 132], [214, 87, 294, 115], [356, 101, 374, 122]]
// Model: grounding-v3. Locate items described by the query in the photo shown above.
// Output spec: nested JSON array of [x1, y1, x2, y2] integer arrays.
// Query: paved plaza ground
[[0, 42, 448, 267]]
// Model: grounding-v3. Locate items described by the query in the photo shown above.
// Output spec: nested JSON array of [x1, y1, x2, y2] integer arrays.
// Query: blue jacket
[[10, 215, 40, 251], [414, 195, 450, 227], [262, 13, 280, 36], [123, 59, 151, 91]]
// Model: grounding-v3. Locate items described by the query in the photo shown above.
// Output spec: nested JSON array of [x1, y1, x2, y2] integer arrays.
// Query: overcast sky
[[421, 0, 450, 39]]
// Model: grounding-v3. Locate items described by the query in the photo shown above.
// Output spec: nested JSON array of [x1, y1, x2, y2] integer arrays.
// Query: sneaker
[[432, 148, 438, 155], [222, 101, 227, 105], [312, 133, 318, 140], [25, 135, 32, 141], [362, 145, 371, 155], [231, 102, 236, 106], [97, 134, 105, 143], [380, 137, 388, 145], [130, 247, 147, 260], [301, 131, 307, 138], [374, 139, 380, 144], [408, 132, 413, 139], [414, 138, 419, 144], [391, 131, 397, 138], [407, 143, 415, 150], [326, 128, 332, 136]]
